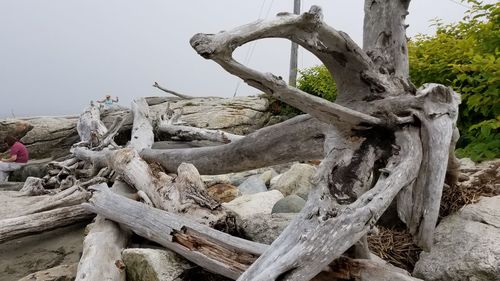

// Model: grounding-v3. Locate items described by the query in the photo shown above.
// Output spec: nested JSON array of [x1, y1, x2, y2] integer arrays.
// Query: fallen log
[[0, 205, 93, 244], [84, 184, 421, 280]]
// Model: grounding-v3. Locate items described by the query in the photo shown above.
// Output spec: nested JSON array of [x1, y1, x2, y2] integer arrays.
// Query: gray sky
[[0, 0, 474, 118]]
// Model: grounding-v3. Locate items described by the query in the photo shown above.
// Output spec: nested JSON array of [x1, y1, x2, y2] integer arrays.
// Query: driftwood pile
[[0, 2, 465, 281]]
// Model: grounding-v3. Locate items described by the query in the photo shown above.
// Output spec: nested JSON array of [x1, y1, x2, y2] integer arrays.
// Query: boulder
[[237, 175, 268, 195], [271, 163, 316, 199], [9, 158, 51, 182], [222, 190, 284, 220], [122, 248, 191, 281], [0, 117, 78, 159], [239, 213, 295, 244], [18, 263, 77, 281], [259, 169, 278, 186], [207, 183, 239, 203], [271, 195, 306, 214], [413, 196, 500, 281]]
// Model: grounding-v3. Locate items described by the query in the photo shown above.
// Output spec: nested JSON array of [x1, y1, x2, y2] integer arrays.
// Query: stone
[[413, 196, 500, 281], [259, 169, 278, 186], [237, 175, 268, 195], [271, 163, 316, 199], [18, 263, 77, 281], [122, 248, 191, 281], [458, 157, 476, 170], [149, 96, 270, 135], [207, 183, 239, 203], [271, 195, 306, 214], [9, 158, 51, 182], [222, 190, 284, 220], [239, 213, 295, 244]]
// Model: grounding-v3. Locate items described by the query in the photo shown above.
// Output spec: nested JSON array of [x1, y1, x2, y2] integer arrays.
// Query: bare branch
[[153, 81, 195, 100]]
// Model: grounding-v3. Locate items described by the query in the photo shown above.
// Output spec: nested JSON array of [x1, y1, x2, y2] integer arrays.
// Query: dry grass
[[368, 160, 499, 272], [368, 227, 421, 272], [440, 160, 500, 218]]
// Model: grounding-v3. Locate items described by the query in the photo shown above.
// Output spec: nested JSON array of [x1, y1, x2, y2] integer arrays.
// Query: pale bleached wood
[[76, 104, 108, 145], [142, 114, 325, 174], [18, 177, 48, 196], [129, 98, 154, 152], [237, 128, 422, 281], [17, 185, 89, 217], [0, 205, 93, 244], [84, 183, 266, 280], [153, 81, 195, 100], [75, 180, 132, 281], [158, 123, 244, 143], [363, 0, 411, 80], [84, 184, 420, 281]]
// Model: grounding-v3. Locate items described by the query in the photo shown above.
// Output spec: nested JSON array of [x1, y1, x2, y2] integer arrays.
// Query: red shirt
[[10, 141, 29, 163]]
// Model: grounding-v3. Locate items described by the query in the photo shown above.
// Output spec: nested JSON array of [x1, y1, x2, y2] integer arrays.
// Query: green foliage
[[297, 65, 337, 102], [408, 0, 499, 160]]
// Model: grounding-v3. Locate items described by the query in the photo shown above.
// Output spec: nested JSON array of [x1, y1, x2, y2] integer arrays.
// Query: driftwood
[[0, 205, 93, 244], [153, 81, 195, 100], [2, 2, 464, 280], [85, 184, 421, 281]]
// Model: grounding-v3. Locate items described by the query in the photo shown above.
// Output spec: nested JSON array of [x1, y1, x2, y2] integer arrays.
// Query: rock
[[149, 96, 270, 135], [207, 183, 239, 203], [271, 163, 316, 199], [9, 158, 51, 182], [237, 175, 268, 195], [0, 117, 78, 159], [239, 213, 295, 244], [122, 248, 191, 281], [222, 190, 284, 220], [201, 174, 231, 187], [18, 263, 77, 281], [271, 195, 306, 214], [458, 157, 476, 170], [259, 169, 278, 186], [413, 196, 500, 281], [0, 223, 86, 281]]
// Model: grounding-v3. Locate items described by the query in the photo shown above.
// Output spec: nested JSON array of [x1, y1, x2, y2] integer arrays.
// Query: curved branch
[[190, 6, 388, 111], [141, 115, 326, 174], [153, 81, 195, 100]]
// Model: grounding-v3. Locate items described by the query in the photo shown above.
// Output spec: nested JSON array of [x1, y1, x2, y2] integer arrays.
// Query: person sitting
[[0, 136, 29, 182], [96, 94, 119, 109]]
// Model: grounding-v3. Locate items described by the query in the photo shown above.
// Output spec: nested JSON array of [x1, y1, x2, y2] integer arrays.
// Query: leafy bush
[[408, 0, 499, 161]]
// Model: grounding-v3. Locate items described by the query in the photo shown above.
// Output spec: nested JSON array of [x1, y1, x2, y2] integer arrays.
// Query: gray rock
[[271, 163, 316, 199], [222, 190, 284, 220], [271, 195, 306, 214], [238, 175, 268, 195], [259, 169, 278, 186], [9, 158, 51, 182], [122, 248, 191, 281], [239, 213, 295, 244], [458, 157, 476, 170], [413, 196, 500, 281]]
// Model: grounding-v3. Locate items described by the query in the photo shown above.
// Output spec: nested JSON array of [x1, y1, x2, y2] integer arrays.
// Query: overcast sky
[[0, 0, 476, 118]]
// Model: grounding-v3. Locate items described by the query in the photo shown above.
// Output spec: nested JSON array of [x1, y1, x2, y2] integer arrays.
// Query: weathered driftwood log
[[142, 114, 325, 174], [181, 2, 460, 280], [75, 98, 152, 281], [0, 205, 93, 244], [75, 180, 132, 281], [76, 104, 107, 146], [158, 123, 244, 143], [84, 185, 421, 281]]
